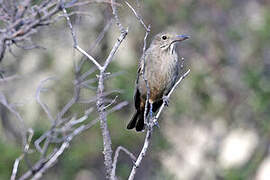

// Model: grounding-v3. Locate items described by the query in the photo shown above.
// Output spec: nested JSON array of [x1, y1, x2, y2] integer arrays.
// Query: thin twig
[[62, 6, 102, 70], [35, 77, 56, 123], [11, 128, 34, 180], [0, 92, 27, 147], [111, 0, 125, 33], [111, 146, 136, 179], [124, 1, 149, 31], [102, 30, 128, 70], [89, 18, 113, 53], [11, 155, 24, 180]]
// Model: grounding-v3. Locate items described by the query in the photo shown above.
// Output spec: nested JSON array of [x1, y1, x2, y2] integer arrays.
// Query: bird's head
[[151, 32, 190, 52]]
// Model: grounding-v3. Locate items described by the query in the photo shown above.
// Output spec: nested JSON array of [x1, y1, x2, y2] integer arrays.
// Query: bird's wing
[[134, 58, 143, 110], [134, 51, 149, 110]]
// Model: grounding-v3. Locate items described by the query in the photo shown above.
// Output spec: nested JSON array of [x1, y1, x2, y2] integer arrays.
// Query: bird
[[127, 32, 189, 131]]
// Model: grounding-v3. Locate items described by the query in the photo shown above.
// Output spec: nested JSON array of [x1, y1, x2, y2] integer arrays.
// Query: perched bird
[[127, 32, 189, 131]]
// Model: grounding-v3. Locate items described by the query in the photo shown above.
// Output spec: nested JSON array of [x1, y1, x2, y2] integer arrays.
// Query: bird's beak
[[169, 35, 190, 46], [174, 34, 190, 42]]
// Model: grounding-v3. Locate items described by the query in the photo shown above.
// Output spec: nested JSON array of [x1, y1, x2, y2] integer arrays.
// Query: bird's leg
[[149, 100, 153, 119], [162, 95, 170, 107]]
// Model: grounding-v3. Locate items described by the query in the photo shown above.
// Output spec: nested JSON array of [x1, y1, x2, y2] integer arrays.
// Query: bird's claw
[[153, 120, 160, 128], [163, 96, 169, 107], [132, 160, 137, 167]]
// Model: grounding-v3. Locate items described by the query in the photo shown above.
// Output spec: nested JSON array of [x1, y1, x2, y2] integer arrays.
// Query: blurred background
[[1, 0, 270, 179]]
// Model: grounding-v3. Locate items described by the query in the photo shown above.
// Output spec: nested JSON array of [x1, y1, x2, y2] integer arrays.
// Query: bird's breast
[[138, 54, 178, 101]]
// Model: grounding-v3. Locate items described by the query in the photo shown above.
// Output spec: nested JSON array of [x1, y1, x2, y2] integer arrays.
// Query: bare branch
[[111, 0, 125, 32], [30, 139, 70, 180], [90, 1, 129, 178], [102, 29, 128, 70], [0, 0, 103, 62], [0, 75, 20, 84], [11, 155, 23, 180], [111, 146, 136, 179], [19, 113, 94, 180], [65, 0, 120, 8], [124, 1, 149, 31], [35, 77, 56, 123], [62, 6, 103, 70], [107, 101, 128, 114], [96, 72, 114, 179], [103, 0, 129, 70], [89, 18, 113, 53], [0, 92, 27, 145], [11, 128, 34, 180], [128, 129, 152, 180]]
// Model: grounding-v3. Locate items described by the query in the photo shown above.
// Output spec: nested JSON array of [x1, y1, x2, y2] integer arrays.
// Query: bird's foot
[[162, 95, 170, 107], [153, 120, 160, 128], [132, 160, 137, 167]]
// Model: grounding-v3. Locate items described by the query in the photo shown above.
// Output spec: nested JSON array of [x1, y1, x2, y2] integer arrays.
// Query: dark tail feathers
[[127, 110, 145, 131]]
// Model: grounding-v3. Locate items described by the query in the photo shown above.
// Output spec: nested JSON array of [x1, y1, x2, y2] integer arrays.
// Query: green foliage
[[0, 140, 21, 180]]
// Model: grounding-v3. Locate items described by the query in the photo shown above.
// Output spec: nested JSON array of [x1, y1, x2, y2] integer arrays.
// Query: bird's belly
[[138, 65, 174, 101]]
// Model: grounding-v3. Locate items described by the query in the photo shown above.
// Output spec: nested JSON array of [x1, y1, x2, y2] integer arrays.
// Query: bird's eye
[[161, 35, 167, 40]]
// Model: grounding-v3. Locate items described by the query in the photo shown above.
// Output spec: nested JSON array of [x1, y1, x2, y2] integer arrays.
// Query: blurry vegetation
[[1, 0, 270, 179]]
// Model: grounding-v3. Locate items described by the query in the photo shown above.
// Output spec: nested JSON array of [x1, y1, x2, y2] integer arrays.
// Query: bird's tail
[[127, 110, 145, 131]]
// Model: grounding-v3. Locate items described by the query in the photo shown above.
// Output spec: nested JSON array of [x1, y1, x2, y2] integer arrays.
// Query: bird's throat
[[169, 43, 176, 55]]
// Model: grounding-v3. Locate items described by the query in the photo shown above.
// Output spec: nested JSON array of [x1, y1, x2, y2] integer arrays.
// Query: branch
[[102, 30, 128, 70], [111, 146, 136, 179], [62, 6, 103, 70], [11, 129, 33, 180], [111, 0, 125, 32], [35, 77, 56, 123], [128, 70, 191, 180], [124, 1, 149, 31], [11, 155, 24, 180], [93, 0, 128, 179], [0, 0, 104, 62], [18, 62, 98, 179], [0, 92, 27, 146]]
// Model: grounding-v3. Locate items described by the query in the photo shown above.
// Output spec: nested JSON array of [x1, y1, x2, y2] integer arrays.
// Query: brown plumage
[[127, 32, 189, 131]]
